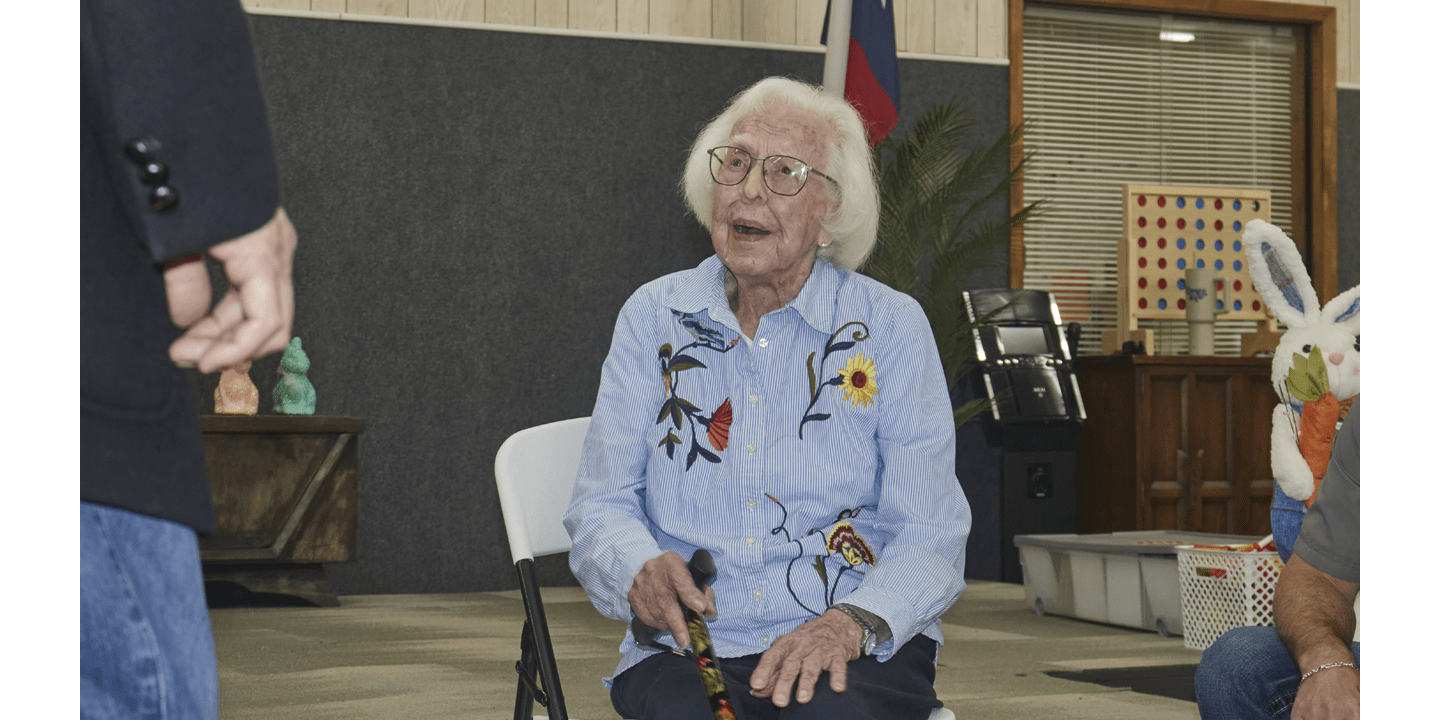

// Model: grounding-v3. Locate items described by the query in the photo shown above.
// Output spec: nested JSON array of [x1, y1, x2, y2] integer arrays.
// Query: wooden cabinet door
[[1138, 364, 1275, 535]]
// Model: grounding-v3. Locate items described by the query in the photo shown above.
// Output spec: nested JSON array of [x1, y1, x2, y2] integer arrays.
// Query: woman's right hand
[[628, 551, 717, 648]]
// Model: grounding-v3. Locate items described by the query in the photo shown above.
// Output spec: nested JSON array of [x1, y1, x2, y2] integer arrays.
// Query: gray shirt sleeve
[[1292, 396, 1360, 584]]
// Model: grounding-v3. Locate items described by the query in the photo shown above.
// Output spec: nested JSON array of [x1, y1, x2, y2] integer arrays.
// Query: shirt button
[[748, 394, 758, 404], [746, 537, 756, 546], [746, 444, 756, 453], [758, 338, 769, 348], [753, 589, 764, 599], [746, 500, 756, 510], [762, 635, 771, 643]]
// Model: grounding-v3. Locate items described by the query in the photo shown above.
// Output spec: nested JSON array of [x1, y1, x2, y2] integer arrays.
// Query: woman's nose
[[1328, 351, 1344, 366], [742, 163, 767, 198]]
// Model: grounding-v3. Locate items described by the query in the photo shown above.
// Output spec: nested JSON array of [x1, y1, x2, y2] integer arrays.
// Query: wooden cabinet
[[197, 415, 363, 606], [1073, 356, 1276, 536]]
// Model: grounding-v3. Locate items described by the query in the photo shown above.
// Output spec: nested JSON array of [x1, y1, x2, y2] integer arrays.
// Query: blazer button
[[149, 185, 178, 212], [141, 161, 169, 186], [125, 137, 161, 164]]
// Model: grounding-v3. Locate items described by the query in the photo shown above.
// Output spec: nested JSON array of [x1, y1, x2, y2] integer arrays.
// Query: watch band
[[832, 603, 876, 655]]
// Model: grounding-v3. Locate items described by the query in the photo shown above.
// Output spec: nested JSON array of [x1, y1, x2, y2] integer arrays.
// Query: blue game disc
[[1196, 198, 1204, 207], [1159, 299, 1168, 310], [1233, 240, 1242, 252], [1196, 259, 1205, 269], [1233, 300, 1242, 311], [1177, 238, 1186, 250], [1177, 258, 1186, 269], [1196, 239, 1205, 250], [1233, 260, 1242, 271], [1177, 197, 1186, 208], [1178, 278, 1187, 289], [1233, 200, 1241, 211], [1216, 299, 1224, 311], [1233, 220, 1242, 232]]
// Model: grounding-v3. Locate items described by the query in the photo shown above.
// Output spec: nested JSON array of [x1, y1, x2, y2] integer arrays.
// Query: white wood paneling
[[347, 0, 407, 16], [714, 0, 743, 40], [486, 0, 533, 26], [651, 0, 710, 38], [796, 0, 828, 47], [907, 0, 935, 54], [744, 0, 796, 45], [409, 0, 484, 21], [569, 0, 614, 31], [536, 0, 567, 28], [935, 0, 977, 56], [618, 0, 650, 33], [977, 0, 1005, 59]]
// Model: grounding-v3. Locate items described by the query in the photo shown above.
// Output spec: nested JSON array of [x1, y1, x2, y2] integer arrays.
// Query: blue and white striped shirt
[[565, 254, 971, 683]]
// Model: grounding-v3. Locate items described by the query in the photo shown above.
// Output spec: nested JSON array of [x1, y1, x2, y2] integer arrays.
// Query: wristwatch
[[832, 603, 878, 656]]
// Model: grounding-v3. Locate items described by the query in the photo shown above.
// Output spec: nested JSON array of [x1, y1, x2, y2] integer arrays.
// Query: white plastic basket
[[1177, 544, 1285, 650]]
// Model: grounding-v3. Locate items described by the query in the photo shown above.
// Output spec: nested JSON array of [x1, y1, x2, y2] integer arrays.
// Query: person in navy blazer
[[80, 1, 297, 716]]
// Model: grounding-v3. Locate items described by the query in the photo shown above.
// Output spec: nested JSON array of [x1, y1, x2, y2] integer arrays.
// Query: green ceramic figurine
[[273, 337, 316, 415]]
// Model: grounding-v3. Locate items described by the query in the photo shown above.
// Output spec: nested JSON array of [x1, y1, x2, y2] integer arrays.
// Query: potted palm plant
[[861, 97, 1043, 427]]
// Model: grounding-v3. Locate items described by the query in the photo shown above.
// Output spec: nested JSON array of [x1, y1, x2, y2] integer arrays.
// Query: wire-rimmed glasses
[[707, 146, 837, 196]]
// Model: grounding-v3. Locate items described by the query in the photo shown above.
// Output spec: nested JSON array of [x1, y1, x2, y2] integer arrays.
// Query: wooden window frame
[[1008, 0, 1339, 303]]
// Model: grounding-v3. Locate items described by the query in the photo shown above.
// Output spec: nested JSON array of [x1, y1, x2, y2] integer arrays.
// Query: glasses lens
[[711, 147, 750, 185], [763, 156, 808, 195]]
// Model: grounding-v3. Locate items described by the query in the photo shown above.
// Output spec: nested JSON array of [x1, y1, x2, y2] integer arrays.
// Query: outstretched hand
[[748, 609, 862, 707], [165, 207, 297, 374], [628, 551, 716, 648]]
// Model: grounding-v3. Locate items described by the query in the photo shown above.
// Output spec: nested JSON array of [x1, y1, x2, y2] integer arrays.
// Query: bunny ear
[[1322, 285, 1360, 336], [1241, 219, 1320, 328]]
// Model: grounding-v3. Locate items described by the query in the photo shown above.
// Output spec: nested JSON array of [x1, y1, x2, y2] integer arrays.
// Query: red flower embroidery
[[707, 398, 732, 451]]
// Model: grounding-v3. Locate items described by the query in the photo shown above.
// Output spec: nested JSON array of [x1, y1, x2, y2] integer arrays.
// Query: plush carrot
[[1285, 346, 1341, 508]]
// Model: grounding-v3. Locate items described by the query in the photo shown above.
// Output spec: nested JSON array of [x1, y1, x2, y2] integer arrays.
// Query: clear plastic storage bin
[[1015, 531, 1264, 637]]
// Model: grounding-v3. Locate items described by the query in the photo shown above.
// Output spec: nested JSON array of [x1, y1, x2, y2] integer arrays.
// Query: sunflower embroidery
[[798, 321, 872, 439], [837, 354, 878, 408]]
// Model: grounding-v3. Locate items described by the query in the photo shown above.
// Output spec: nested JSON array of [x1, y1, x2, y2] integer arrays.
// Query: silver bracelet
[[1299, 661, 1357, 684]]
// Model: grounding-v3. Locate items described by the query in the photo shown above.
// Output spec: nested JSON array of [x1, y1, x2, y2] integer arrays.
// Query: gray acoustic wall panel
[[192, 14, 1012, 594]]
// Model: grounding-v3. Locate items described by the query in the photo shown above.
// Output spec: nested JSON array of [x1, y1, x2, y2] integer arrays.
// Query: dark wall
[[194, 16, 1357, 595], [196, 15, 1011, 595]]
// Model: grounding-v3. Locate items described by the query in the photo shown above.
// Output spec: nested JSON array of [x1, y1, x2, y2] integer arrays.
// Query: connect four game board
[[1109, 184, 1277, 352]]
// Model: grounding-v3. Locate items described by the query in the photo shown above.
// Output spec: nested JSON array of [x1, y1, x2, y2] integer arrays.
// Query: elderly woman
[[564, 77, 971, 720]]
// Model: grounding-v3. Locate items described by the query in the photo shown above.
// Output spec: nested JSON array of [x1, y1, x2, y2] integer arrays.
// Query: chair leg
[[512, 619, 540, 720], [515, 559, 568, 720]]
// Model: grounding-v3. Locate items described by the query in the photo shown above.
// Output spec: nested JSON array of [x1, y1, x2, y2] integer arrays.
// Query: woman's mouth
[[733, 224, 771, 236]]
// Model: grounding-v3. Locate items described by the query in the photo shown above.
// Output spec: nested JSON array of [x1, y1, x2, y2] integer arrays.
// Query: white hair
[[681, 77, 880, 271]]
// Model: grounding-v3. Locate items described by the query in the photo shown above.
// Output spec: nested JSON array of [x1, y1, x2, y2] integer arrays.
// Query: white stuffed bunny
[[1240, 219, 1358, 557]]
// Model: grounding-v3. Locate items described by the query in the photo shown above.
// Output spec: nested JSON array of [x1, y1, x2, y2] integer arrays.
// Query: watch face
[[862, 633, 877, 655]]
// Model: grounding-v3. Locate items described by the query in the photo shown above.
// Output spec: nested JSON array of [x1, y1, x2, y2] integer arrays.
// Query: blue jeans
[[1271, 484, 1307, 563], [80, 502, 218, 720], [1194, 626, 1360, 719]]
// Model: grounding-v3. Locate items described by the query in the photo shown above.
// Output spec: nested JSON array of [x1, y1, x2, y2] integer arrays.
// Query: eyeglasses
[[707, 146, 838, 197]]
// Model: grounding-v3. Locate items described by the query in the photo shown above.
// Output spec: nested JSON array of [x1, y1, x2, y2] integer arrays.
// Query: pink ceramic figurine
[[214, 360, 259, 415]]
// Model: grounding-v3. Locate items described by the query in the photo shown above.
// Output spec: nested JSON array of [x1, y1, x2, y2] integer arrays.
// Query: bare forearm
[[1275, 554, 1358, 669]]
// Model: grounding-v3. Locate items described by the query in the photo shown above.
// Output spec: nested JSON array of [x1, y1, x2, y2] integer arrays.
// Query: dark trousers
[[611, 635, 942, 720]]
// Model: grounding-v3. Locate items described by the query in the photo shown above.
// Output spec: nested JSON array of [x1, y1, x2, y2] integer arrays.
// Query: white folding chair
[[494, 416, 955, 720], [496, 416, 592, 720]]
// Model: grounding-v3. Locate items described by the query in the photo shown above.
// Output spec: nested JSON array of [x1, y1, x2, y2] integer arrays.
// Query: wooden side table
[[197, 415, 363, 606]]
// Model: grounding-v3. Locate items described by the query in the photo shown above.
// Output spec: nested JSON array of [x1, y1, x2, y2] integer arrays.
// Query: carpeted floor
[[210, 580, 1204, 720]]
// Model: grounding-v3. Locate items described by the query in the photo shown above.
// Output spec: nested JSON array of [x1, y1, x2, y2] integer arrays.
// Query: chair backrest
[[494, 417, 591, 564]]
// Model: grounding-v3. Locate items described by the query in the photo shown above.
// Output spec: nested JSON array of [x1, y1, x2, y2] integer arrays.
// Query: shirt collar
[[663, 254, 841, 334]]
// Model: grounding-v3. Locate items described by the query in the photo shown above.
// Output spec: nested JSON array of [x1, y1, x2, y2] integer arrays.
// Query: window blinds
[[1021, 4, 1300, 356]]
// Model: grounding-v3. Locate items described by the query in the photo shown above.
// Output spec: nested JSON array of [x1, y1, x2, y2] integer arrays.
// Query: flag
[[822, 0, 900, 145]]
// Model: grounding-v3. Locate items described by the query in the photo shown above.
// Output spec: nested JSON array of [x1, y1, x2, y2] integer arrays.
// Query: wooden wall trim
[[1007, 0, 1340, 302], [1008, 0, 1026, 289]]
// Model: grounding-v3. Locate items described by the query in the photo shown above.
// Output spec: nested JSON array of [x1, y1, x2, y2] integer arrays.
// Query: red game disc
[[1139, 277, 1148, 288], [1177, 219, 1186, 229], [1139, 298, 1148, 309], [1159, 258, 1167, 269], [1138, 195, 1147, 206], [1234, 280, 1242, 291], [1178, 299, 1186, 309], [1138, 237, 1147, 248], [1214, 199, 1222, 210], [1139, 217, 1147, 228], [1213, 220, 1222, 231], [1158, 218, 1167, 229], [1158, 278, 1167, 289], [1138, 257, 1147, 268], [1157, 196, 1167, 207], [1157, 237, 1166, 249]]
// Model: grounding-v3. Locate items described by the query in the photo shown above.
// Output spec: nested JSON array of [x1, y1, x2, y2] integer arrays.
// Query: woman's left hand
[[748, 609, 862, 706]]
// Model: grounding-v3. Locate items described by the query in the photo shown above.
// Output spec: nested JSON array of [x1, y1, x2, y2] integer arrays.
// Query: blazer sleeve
[[81, 0, 280, 263]]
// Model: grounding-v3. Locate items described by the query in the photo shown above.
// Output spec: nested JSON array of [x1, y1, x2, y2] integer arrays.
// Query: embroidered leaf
[[812, 556, 829, 585], [803, 413, 831, 424], [828, 340, 856, 356], [658, 343, 673, 362], [824, 376, 845, 387], [675, 397, 700, 414], [669, 355, 708, 373], [656, 398, 683, 428], [695, 443, 720, 465], [658, 431, 681, 459]]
